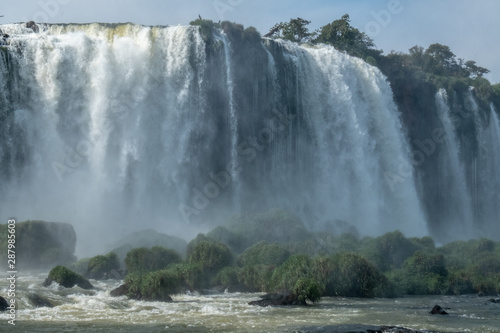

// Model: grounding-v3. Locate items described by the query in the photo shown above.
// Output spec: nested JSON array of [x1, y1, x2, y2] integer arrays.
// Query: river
[[1, 272, 499, 332]]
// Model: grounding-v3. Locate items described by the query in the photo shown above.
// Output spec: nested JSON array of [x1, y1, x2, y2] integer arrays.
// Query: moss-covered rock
[[45, 265, 93, 289], [125, 246, 182, 274], [87, 252, 120, 279], [0, 220, 76, 270]]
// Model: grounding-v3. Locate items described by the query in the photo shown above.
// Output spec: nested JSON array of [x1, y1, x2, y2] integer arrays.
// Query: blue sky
[[1, 0, 499, 83]]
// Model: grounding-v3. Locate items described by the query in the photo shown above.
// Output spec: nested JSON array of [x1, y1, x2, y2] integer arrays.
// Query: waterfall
[[13, 22, 500, 254], [434, 89, 474, 238]]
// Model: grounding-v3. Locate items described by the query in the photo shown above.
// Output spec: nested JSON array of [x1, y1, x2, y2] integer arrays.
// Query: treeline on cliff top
[[189, 15, 500, 111]]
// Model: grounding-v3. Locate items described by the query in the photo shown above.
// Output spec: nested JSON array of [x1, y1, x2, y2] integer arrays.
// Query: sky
[[0, 0, 499, 83]]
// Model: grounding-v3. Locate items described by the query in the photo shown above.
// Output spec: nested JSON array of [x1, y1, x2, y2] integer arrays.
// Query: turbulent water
[[0, 22, 499, 254], [0, 273, 499, 332]]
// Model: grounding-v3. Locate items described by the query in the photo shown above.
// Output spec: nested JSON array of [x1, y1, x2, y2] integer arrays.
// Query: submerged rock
[[44, 265, 93, 290], [297, 325, 446, 333], [0, 296, 8, 311], [248, 293, 306, 306], [27, 293, 54, 308], [429, 304, 448, 315]]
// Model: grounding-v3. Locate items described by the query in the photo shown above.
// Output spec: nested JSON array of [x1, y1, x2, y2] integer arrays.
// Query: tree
[[314, 14, 380, 59], [266, 17, 314, 43], [465, 60, 490, 78], [423, 43, 459, 75]]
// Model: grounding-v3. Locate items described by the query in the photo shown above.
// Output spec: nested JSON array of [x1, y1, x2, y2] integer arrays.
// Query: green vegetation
[[238, 241, 290, 267], [47, 265, 93, 289], [187, 240, 233, 274], [125, 246, 182, 274], [87, 252, 120, 279], [108, 205, 500, 303]]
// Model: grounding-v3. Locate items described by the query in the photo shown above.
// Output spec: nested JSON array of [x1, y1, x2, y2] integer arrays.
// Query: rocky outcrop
[[26, 21, 39, 33], [429, 304, 448, 315], [0, 221, 77, 270], [44, 266, 93, 290], [248, 293, 306, 306]]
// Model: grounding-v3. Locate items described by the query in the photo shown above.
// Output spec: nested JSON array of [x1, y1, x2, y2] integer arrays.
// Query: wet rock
[[26, 21, 39, 33], [297, 324, 445, 332], [110, 283, 173, 302], [248, 293, 306, 306], [45, 265, 94, 290], [0, 296, 8, 311], [488, 298, 500, 303], [110, 284, 129, 297], [27, 293, 54, 308], [429, 304, 448, 315]]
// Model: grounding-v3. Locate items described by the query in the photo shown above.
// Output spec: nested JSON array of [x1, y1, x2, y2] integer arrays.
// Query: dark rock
[[42, 278, 54, 287], [46, 265, 93, 290], [297, 324, 446, 333], [0, 296, 8, 311], [488, 298, 500, 303], [248, 293, 306, 306], [110, 284, 129, 297], [110, 283, 173, 302], [27, 293, 54, 308], [26, 21, 39, 33], [429, 304, 448, 315]]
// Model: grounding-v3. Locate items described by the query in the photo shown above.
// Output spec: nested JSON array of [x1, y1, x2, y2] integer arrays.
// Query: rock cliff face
[[0, 220, 76, 270]]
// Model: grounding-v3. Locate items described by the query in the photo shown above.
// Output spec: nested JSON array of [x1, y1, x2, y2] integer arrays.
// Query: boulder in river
[[44, 265, 93, 290], [248, 293, 306, 306], [429, 304, 448, 315], [0, 296, 8, 311]]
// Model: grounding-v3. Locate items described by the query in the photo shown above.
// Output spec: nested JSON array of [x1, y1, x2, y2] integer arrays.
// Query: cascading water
[[434, 89, 474, 238], [2, 22, 497, 254]]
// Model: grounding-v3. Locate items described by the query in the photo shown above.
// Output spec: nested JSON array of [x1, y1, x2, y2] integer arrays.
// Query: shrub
[[293, 278, 324, 303], [361, 231, 419, 271], [390, 252, 448, 295], [238, 241, 290, 267], [313, 253, 389, 298], [271, 254, 313, 293], [213, 266, 240, 287], [125, 246, 182, 273], [237, 265, 274, 292], [140, 270, 182, 301], [87, 252, 120, 279], [187, 240, 233, 275]]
